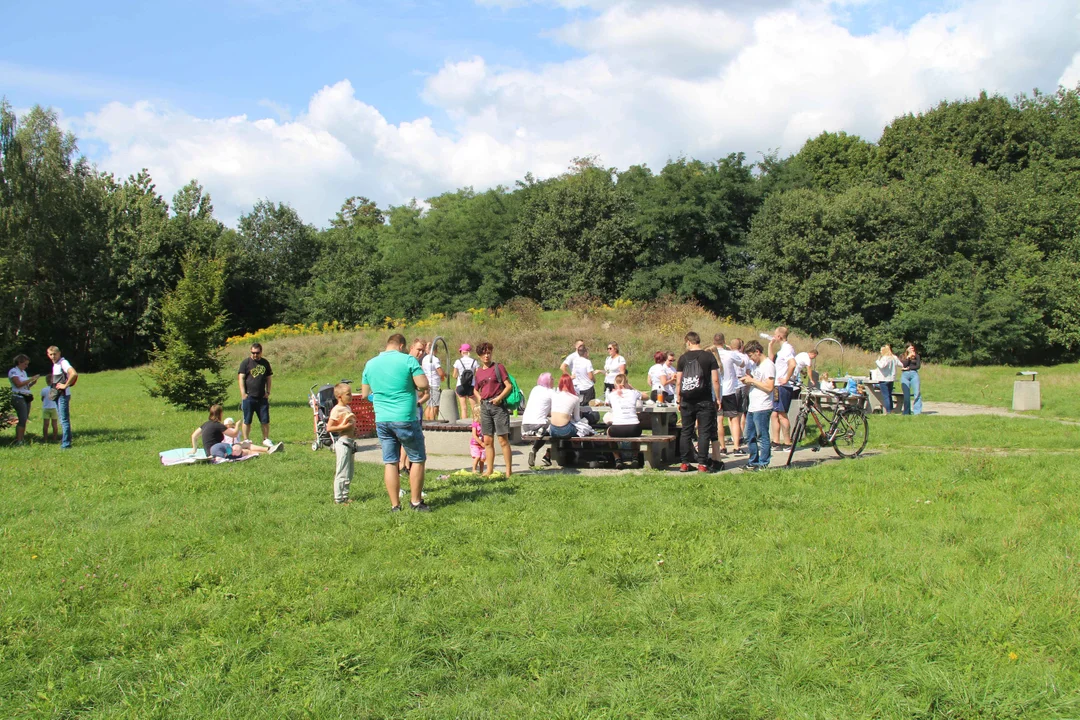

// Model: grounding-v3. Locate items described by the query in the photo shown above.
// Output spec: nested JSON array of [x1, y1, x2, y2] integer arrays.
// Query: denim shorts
[[242, 396, 270, 424], [480, 401, 510, 437], [773, 385, 793, 413], [376, 420, 427, 464]]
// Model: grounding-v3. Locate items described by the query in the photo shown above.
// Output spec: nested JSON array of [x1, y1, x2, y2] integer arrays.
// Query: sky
[[4, 0, 1079, 227]]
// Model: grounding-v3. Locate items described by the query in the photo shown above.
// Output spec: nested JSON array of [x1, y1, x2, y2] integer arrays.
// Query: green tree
[[509, 160, 640, 308], [146, 252, 231, 410]]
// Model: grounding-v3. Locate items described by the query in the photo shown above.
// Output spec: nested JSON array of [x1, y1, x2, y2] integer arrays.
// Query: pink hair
[[537, 372, 553, 389]]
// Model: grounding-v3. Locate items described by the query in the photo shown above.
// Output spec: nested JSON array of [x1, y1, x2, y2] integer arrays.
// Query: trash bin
[[1012, 371, 1040, 411]]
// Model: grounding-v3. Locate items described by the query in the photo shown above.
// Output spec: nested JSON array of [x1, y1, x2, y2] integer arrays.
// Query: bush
[[146, 253, 231, 410]]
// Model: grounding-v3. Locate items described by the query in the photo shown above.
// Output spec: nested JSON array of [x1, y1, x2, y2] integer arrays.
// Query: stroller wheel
[[311, 441, 320, 451]]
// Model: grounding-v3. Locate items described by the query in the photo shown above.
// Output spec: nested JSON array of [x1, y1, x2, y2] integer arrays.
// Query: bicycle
[[786, 388, 869, 466]]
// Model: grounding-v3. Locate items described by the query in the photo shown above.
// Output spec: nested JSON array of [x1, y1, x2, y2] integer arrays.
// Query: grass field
[[3, 322, 1080, 717]]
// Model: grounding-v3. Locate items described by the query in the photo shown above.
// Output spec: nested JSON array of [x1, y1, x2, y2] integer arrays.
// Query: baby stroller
[[308, 380, 376, 451]]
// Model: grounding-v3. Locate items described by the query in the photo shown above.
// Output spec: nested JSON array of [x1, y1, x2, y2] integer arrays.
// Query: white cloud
[[1061, 51, 1080, 89], [72, 0, 1080, 227]]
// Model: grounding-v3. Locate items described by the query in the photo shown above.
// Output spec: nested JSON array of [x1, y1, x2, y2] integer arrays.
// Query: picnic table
[[524, 402, 682, 469]]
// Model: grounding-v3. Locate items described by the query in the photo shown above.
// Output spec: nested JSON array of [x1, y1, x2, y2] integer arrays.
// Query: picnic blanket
[[159, 448, 260, 466]]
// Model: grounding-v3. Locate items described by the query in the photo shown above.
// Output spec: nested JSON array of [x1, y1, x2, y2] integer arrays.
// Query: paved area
[[331, 428, 871, 476]]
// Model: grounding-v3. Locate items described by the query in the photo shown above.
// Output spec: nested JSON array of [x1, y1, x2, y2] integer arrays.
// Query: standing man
[[238, 342, 275, 447], [560, 339, 585, 374], [675, 331, 721, 473], [362, 333, 431, 512], [46, 346, 77, 449], [768, 327, 796, 449], [562, 345, 596, 405], [740, 341, 776, 470], [421, 341, 447, 421], [730, 338, 751, 455], [472, 341, 515, 478], [713, 333, 745, 458]]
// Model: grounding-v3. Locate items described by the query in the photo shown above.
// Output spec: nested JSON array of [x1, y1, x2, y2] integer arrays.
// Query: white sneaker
[[268, 442, 284, 454], [263, 438, 274, 448]]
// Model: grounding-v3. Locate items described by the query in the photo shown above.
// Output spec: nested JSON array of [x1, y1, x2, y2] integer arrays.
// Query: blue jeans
[[376, 420, 426, 464], [901, 371, 922, 415], [57, 393, 72, 448], [878, 381, 894, 413], [548, 422, 578, 439], [745, 410, 772, 468]]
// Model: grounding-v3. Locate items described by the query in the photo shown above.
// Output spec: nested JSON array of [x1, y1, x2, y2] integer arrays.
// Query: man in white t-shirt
[[793, 350, 817, 387], [561, 345, 596, 405], [768, 326, 797, 448], [46, 345, 78, 449], [712, 333, 745, 457], [421, 342, 447, 420], [452, 344, 480, 420], [740, 340, 775, 470]]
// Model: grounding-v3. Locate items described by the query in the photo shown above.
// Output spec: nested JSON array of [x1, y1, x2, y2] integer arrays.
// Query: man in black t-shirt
[[674, 331, 721, 472], [238, 342, 275, 447]]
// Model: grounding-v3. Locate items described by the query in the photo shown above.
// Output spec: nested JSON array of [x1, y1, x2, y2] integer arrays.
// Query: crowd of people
[[7, 329, 924, 515]]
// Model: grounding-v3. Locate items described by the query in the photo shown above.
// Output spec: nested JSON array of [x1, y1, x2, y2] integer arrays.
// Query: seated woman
[[548, 374, 582, 439], [191, 405, 278, 460], [606, 373, 643, 468], [521, 372, 554, 467]]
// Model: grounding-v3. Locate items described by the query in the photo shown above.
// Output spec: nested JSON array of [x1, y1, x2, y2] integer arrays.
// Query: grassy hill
[[3, 308, 1080, 717]]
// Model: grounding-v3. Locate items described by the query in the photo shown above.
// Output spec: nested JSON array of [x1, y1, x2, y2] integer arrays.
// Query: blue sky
[[3, 0, 1077, 226]]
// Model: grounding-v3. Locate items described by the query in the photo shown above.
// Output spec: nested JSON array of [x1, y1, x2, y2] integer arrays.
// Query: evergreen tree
[[146, 252, 231, 410]]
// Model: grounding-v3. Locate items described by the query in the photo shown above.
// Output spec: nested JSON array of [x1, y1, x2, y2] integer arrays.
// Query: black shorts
[[736, 385, 750, 414], [720, 394, 739, 418]]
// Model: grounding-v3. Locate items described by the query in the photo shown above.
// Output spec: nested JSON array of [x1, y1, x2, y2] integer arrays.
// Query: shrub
[[146, 253, 232, 410]]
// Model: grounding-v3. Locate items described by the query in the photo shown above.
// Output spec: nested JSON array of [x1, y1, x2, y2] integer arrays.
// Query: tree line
[[2, 87, 1079, 371]]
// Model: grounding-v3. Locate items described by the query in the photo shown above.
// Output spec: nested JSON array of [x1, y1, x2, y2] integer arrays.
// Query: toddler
[[325, 383, 359, 504], [470, 405, 486, 473], [40, 386, 59, 442]]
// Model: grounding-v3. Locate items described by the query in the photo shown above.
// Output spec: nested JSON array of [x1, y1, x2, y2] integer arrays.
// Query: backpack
[[493, 364, 524, 413], [680, 353, 707, 395], [458, 359, 476, 395]]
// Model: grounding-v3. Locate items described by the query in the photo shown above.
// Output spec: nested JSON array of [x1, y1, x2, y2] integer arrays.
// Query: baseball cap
[[459, 343, 471, 352]]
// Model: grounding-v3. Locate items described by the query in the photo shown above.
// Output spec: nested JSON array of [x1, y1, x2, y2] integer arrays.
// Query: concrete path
[[921, 401, 1079, 425], [331, 428, 872, 476]]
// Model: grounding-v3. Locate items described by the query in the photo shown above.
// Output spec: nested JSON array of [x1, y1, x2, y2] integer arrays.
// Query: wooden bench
[[543, 434, 678, 469]]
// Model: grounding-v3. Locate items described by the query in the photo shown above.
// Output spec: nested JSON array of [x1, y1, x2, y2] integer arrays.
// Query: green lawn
[[917, 362, 1080, 420], [2, 368, 1079, 718]]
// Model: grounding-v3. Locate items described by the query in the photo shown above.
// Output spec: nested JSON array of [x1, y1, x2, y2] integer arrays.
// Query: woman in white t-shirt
[[606, 373, 642, 468], [603, 342, 627, 398], [452, 344, 479, 420], [875, 345, 901, 413], [8, 354, 40, 446], [548, 374, 582, 439], [521, 372, 555, 466]]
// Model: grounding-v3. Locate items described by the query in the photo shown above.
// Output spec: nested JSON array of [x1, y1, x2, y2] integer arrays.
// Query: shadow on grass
[[0, 427, 147, 447], [437, 483, 517, 507]]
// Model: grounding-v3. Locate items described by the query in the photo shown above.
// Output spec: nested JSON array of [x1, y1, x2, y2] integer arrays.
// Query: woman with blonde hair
[[607, 373, 642, 469], [875, 344, 901, 414]]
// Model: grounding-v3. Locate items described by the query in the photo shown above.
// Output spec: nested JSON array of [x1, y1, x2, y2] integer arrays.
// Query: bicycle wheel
[[832, 409, 868, 458], [786, 410, 808, 467]]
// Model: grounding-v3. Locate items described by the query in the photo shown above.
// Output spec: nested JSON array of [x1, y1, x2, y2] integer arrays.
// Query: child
[[325, 383, 359, 505], [40, 386, 59, 442], [470, 405, 486, 474]]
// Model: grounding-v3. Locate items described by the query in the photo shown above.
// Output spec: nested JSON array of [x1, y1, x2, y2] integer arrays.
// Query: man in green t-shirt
[[361, 334, 431, 512]]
